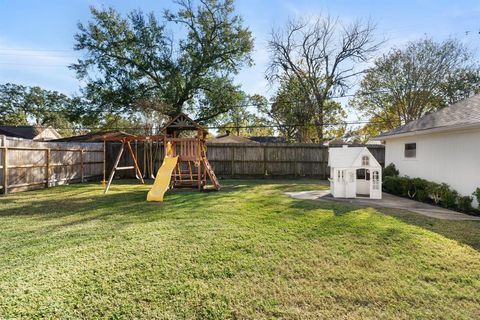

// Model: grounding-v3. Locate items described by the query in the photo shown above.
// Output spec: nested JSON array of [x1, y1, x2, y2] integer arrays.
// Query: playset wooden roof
[[160, 113, 208, 134], [55, 131, 163, 142]]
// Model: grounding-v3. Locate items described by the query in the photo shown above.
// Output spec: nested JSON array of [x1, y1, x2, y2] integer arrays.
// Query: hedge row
[[383, 164, 480, 216]]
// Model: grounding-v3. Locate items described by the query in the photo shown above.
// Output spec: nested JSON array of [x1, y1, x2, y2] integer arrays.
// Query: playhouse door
[[345, 171, 356, 198], [334, 169, 346, 197], [370, 170, 382, 199]]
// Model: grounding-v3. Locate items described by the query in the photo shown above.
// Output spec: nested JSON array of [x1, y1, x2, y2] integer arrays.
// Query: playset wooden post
[[160, 113, 220, 191], [101, 133, 162, 194], [99, 114, 220, 194]]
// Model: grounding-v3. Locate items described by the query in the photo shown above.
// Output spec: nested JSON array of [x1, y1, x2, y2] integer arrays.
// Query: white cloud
[[0, 37, 80, 94]]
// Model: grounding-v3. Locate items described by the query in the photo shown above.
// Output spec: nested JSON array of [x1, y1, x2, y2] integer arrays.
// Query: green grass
[[0, 179, 479, 319]]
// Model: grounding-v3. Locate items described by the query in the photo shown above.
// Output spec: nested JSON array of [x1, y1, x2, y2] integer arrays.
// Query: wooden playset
[[159, 113, 220, 191], [100, 132, 163, 193], [102, 113, 220, 201]]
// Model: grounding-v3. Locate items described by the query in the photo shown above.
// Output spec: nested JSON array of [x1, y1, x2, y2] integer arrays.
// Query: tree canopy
[[215, 93, 274, 137], [266, 15, 381, 142], [0, 83, 82, 136], [351, 38, 480, 136], [71, 0, 254, 124]]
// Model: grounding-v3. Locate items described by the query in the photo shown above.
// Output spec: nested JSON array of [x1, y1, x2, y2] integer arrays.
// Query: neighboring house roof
[[323, 139, 351, 146], [53, 131, 139, 142], [207, 135, 257, 144], [328, 146, 381, 168], [376, 94, 480, 139], [0, 125, 61, 140], [249, 136, 286, 143]]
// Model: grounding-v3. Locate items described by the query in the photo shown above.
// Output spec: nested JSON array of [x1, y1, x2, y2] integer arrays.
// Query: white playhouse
[[328, 146, 382, 199]]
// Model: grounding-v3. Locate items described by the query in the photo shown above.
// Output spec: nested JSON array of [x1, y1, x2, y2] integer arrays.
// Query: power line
[[41, 120, 374, 131], [0, 63, 70, 67]]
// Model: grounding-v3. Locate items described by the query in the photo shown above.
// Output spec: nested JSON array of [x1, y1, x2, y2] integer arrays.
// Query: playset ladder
[[202, 158, 220, 190]]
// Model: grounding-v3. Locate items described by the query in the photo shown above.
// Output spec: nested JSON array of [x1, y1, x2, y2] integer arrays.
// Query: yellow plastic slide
[[146, 156, 179, 202]]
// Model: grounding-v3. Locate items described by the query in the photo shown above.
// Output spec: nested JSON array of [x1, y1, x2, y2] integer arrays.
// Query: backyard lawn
[[0, 180, 479, 319]]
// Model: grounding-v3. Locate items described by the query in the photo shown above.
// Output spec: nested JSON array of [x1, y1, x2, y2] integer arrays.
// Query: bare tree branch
[[267, 15, 381, 141]]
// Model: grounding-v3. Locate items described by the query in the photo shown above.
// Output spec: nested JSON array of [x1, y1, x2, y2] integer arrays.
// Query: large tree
[[215, 93, 274, 137], [258, 78, 346, 143], [352, 38, 480, 135], [0, 83, 81, 135], [267, 15, 381, 142], [71, 0, 254, 123]]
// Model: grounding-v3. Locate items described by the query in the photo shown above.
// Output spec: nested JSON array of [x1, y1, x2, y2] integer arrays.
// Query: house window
[[372, 171, 380, 190], [362, 155, 369, 166], [404, 143, 416, 158]]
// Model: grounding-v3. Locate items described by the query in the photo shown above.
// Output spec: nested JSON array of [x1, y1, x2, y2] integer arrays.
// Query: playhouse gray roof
[[377, 94, 480, 138]]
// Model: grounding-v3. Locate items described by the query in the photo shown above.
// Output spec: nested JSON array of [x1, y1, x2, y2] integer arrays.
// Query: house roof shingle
[[207, 135, 257, 144], [0, 125, 55, 140], [377, 94, 480, 138], [248, 136, 286, 143]]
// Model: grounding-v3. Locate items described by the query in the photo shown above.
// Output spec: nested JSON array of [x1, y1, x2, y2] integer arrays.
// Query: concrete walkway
[[285, 190, 480, 221]]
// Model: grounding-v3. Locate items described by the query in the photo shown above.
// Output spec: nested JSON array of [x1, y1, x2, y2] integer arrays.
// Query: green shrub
[[382, 175, 479, 215], [398, 176, 411, 197], [473, 188, 480, 208], [406, 177, 431, 201], [437, 183, 458, 209], [415, 188, 430, 202], [383, 176, 431, 200], [383, 176, 407, 195], [428, 182, 444, 205], [383, 163, 399, 178], [457, 196, 473, 212]]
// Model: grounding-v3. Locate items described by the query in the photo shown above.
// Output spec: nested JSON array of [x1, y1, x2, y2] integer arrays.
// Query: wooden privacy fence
[[0, 136, 104, 194], [206, 143, 385, 178], [1, 138, 385, 195], [106, 142, 385, 179]]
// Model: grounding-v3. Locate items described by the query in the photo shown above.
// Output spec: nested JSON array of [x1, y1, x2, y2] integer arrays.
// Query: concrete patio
[[285, 190, 480, 221]]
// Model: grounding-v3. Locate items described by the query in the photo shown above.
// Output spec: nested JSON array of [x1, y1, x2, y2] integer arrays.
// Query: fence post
[[80, 149, 84, 183], [263, 145, 267, 176], [45, 149, 50, 188], [293, 146, 298, 177], [231, 146, 235, 178], [2, 145, 8, 195]]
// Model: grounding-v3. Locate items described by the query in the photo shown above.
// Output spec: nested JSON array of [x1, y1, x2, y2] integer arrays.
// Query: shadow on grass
[[381, 207, 480, 250], [0, 181, 250, 220], [286, 194, 480, 251], [4, 178, 478, 252]]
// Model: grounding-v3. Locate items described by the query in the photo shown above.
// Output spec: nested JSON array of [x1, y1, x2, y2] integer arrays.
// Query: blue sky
[[1, 0, 480, 115]]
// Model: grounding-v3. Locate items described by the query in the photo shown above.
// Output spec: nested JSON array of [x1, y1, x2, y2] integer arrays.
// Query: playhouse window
[[356, 169, 370, 180], [362, 156, 369, 166], [404, 143, 416, 158], [372, 171, 380, 190]]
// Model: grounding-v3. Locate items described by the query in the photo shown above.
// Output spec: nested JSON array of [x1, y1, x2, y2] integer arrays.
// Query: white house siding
[[385, 128, 480, 200]]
